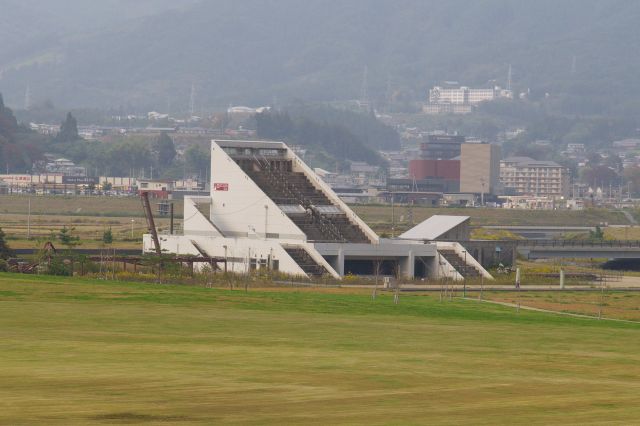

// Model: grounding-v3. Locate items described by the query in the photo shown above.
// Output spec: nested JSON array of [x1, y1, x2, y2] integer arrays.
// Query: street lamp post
[[223, 245, 228, 273], [462, 250, 467, 298], [264, 205, 268, 240], [27, 196, 31, 239]]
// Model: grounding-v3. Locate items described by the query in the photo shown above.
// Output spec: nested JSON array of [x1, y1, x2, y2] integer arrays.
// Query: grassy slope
[[1, 273, 639, 424], [0, 195, 627, 225], [352, 205, 631, 229], [0, 195, 184, 218]]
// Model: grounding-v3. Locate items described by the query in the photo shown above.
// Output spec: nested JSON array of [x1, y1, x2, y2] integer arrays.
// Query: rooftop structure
[[399, 215, 470, 241], [420, 134, 465, 160]]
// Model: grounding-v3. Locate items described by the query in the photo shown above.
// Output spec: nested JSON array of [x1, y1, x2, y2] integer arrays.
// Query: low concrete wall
[[462, 240, 518, 267]]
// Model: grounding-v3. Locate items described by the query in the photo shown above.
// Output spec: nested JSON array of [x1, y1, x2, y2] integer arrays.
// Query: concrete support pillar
[[399, 250, 415, 279], [337, 248, 345, 277]]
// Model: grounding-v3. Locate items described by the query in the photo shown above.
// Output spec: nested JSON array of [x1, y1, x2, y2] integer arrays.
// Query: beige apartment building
[[460, 143, 501, 195], [500, 157, 569, 197]]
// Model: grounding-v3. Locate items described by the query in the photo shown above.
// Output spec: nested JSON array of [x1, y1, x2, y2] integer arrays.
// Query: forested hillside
[[0, 94, 46, 172], [1, 0, 639, 115]]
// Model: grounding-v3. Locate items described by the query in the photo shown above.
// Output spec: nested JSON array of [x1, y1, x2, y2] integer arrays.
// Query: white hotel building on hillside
[[428, 86, 513, 105]]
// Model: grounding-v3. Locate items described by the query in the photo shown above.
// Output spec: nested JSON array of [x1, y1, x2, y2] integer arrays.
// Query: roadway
[[517, 239, 640, 259]]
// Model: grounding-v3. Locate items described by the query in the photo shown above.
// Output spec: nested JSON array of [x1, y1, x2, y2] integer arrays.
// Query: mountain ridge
[[1, 0, 638, 114]]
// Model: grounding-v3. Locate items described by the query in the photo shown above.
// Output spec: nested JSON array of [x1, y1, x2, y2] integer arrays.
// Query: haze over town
[[2, 1, 640, 424]]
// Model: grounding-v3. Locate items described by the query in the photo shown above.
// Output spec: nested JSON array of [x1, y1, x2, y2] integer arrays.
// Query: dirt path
[[621, 209, 638, 225], [464, 297, 640, 324]]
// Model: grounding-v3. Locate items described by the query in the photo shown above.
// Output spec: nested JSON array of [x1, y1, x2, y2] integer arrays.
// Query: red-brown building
[[137, 179, 173, 199], [408, 159, 460, 180]]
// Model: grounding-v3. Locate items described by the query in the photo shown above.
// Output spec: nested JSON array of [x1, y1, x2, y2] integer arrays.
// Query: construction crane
[[140, 191, 162, 255]]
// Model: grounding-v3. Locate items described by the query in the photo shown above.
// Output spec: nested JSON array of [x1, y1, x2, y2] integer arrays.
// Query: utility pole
[[264, 205, 268, 240], [462, 250, 467, 298], [391, 192, 395, 237], [27, 196, 31, 239], [360, 65, 369, 109]]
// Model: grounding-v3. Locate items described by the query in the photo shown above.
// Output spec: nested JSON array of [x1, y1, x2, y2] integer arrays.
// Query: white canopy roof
[[399, 215, 469, 240]]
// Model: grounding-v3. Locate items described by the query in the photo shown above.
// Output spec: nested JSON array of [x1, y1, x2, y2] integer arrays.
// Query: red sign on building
[[213, 183, 229, 191]]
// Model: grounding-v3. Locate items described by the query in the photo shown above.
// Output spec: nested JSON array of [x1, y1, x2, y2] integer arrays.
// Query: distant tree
[[603, 152, 623, 173], [623, 166, 640, 196], [255, 111, 294, 140], [102, 228, 113, 245], [55, 112, 79, 143], [154, 132, 176, 168], [184, 144, 210, 176], [586, 152, 602, 166], [57, 226, 80, 249], [102, 181, 112, 191], [581, 165, 619, 187], [0, 93, 19, 140], [0, 227, 14, 260], [255, 110, 385, 166], [589, 225, 605, 241]]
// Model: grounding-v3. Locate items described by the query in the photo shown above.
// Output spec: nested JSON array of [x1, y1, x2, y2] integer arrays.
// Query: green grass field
[[0, 195, 185, 217], [351, 205, 633, 232], [1, 273, 640, 424]]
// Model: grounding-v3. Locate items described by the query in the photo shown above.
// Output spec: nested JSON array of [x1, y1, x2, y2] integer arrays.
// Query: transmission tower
[[385, 73, 393, 111], [406, 201, 414, 226], [360, 65, 369, 108], [506, 64, 512, 92], [189, 82, 196, 117], [24, 84, 31, 110]]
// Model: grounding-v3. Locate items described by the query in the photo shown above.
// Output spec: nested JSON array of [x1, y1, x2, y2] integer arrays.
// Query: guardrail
[[520, 240, 640, 248]]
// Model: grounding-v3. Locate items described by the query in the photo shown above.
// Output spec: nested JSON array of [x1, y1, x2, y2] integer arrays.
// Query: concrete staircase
[[438, 249, 481, 278], [284, 246, 328, 277]]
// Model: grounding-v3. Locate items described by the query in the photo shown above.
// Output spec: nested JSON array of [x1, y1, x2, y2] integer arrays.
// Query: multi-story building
[[429, 86, 468, 104], [407, 134, 464, 193], [428, 86, 512, 105], [137, 179, 174, 199], [460, 143, 501, 195], [45, 158, 87, 176], [422, 103, 472, 115], [500, 157, 569, 198], [420, 134, 465, 160]]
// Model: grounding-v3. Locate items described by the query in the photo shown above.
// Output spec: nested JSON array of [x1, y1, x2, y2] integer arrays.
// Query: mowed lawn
[[1, 274, 640, 424]]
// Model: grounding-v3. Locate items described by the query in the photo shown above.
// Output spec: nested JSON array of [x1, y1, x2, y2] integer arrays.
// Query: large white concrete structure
[[144, 140, 490, 280]]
